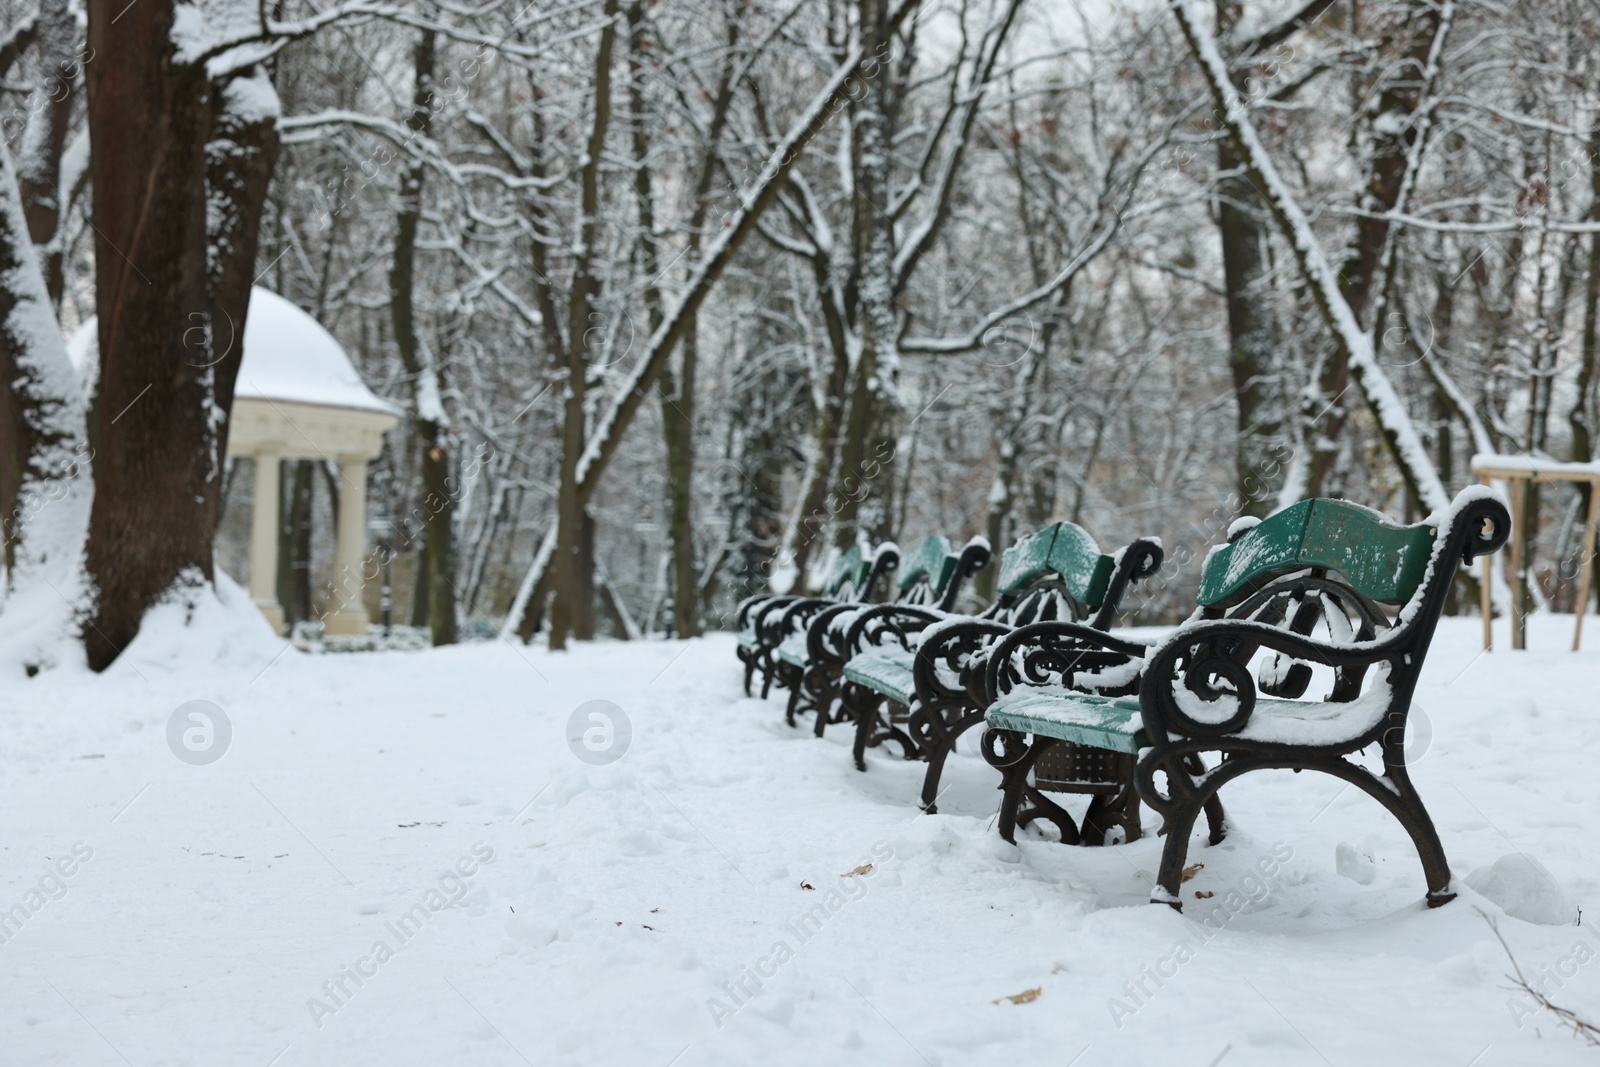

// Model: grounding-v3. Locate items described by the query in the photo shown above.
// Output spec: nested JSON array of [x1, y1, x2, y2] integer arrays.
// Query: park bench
[[979, 488, 1510, 910], [837, 522, 1163, 788], [775, 534, 991, 733], [734, 542, 897, 698]]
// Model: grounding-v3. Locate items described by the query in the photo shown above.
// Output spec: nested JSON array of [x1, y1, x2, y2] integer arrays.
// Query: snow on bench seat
[[986, 690, 1147, 754], [842, 648, 917, 705], [988, 682, 1396, 755], [776, 634, 810, 667]]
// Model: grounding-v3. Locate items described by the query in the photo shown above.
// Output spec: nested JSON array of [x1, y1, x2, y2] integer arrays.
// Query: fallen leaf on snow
[[1195, 890, 1214, 899], [1181, 863, 1205, 882], [992, 987, 1041, 1006], [841, 864, 874, 877], [800, 881, 815, 891]]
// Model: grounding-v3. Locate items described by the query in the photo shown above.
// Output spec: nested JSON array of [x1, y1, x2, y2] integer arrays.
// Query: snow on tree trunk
[[15, 0, 78, 305], [0, 136, 89, 670], [1170, 0, 1450, 515]]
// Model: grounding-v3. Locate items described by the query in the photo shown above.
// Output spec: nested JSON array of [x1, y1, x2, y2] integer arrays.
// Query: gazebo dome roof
[[235, 288, 398, 414], [68, 287, 399, 416]]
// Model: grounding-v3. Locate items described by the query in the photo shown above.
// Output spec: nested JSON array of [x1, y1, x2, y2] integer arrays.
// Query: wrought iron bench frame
[[838, 524, 1163, 788], [734, 541, 896, 698], [776, 535, 991, 732], [979, 489, 1510, 910]]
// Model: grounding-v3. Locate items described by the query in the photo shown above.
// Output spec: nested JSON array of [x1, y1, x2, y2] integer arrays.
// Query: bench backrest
[[821, 544, 871, 599], [897, 535, 959, 602], [995, 522, 1115, 610], [1197, 499, 1436, 609]]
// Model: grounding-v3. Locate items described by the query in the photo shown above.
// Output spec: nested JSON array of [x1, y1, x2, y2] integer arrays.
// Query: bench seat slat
[[776, 634, 810, 667], [986, 686, 1394, 754], [842, 649, 917, 705], [986, 690, 1147, 753]]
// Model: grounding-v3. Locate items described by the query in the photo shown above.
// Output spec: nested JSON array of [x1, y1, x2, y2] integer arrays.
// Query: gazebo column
[[249, 454, 286, 634], [325, 454, 372, 636]]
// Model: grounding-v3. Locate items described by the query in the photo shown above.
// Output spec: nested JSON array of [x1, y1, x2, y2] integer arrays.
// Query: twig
[[1478, 908, 1600, 1046]]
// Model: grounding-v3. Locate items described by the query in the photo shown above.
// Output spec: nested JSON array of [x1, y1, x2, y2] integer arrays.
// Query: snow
[[0, 139, 90, 662], [4, 604, 1600, 1064], [1465, 856, 1579, 927], [67, 287, 398, 416], [1469, 453, 1600, 479]]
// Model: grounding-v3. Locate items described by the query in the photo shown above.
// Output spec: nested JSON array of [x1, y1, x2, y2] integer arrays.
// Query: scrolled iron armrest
[[982, 621, 1153, 703], [752, 595, 803, 646], [1091, 537, 1165, 629], [736, 593, 783, 631], [911, 618, 1015, 705], [773, 597, 840, 644], [1138, 617, 1408, 744], [841, 604, 946, 658], [804, 602, 867, 664]]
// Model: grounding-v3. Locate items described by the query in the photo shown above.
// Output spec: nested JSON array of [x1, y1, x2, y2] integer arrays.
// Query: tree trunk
[[1567, 112, 1600, 614], [1217, 136, 1284, 516], [388, 30, 457, 646], [0, 138, 83, 580], [15, 0, 77, 306], [627, 0, 702, 637], [1302, 0, 1453, 500], [549, 0, 619, 649], [83, 0, 277, 669], [411, 548, 431, 629], [276, 459, 312, 624]]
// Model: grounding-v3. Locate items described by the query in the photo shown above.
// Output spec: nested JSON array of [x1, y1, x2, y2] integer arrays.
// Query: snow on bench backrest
[[1196, 499, 1437, 609], [994, 522, 1115, 609], [895, 535, 958, 603]]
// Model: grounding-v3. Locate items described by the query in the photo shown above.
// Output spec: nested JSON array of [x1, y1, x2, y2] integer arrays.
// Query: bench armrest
[[1137, 617, 1407, 747], [983, 621, 1152, 704], [910, 617, 1017, 706], [772, 596, 843, 644], [841, 604, 947, 658], [803, 602, 869, 664], [1092, 536, 1165, 629]]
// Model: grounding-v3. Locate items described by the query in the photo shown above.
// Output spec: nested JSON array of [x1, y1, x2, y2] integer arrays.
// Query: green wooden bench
[[838, 521, 1162, 787], [980, 489, 1510, 910], [775, 535, 991, 731], [735, 542, 894, 698]]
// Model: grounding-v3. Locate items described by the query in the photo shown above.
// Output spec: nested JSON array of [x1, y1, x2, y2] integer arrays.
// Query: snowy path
[[2, 611, 1598, 1066]]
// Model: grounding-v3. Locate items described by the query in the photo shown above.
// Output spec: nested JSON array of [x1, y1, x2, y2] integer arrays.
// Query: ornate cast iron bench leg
[[1079, 752, 1142, 846], [982, 730, 1081, 845], [915, 704, 985, 814]]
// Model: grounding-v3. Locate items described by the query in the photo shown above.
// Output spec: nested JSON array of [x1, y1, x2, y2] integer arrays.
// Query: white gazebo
[[227, 288, 400, 635]]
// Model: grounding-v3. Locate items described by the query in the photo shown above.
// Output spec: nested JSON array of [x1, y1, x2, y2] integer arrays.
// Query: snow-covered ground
[[3, 603, 1598, 1066]]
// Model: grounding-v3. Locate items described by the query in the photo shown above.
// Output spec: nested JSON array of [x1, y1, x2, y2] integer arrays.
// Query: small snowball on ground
[[1465, 854, 1578, 925], [1335, 842, 1376, 885]]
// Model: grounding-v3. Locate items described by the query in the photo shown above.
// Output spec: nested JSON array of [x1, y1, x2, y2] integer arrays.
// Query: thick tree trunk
[[82, 0, 215, 668], [659, 352, 698, 632]]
